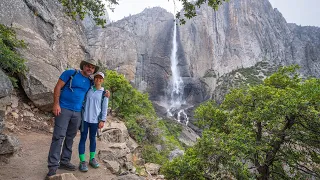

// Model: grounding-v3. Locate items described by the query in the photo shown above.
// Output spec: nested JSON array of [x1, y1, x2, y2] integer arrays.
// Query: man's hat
[[80, 59, 99, 74]]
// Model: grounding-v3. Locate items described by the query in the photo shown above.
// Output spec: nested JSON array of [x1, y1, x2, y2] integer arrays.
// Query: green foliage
[[162, 131, 252, 179], [142, 144, 168, 165], [104, 70, 155, 118], [141, 126, 183, 166], [103, 70, 130, 114], [125, 116, 146, 143], [59, 0, 227, 26], [158, 120, 183, 149], [176, 0, 229, 24], [8, 76, 19, 88], [159, 120, 182, 141], [104, 70, 183, 165], [138, 118, 183, 165], [214, 61, 276, 103], [194, 100, 228, 131], [103, 70, 156, 142], [203, 69, 217, 78], [59, 0, 119, 27], [0, 24, 28, 87], [0, 24, 27, 75], [163, 65, 320, 179]]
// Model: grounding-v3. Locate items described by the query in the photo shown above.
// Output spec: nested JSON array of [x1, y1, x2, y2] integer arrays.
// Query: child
[[78, 72, 108, 172]]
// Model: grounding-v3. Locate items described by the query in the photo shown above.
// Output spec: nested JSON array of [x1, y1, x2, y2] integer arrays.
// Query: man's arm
[[52, 79, 65, 116]]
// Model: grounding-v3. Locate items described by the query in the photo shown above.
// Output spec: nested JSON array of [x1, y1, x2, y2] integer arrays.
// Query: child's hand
[[104, 90, 110, 98], [98, 121, 104, 129]]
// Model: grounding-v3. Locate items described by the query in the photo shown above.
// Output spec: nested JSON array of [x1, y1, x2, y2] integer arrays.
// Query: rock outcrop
[[0, 0, 89, 111], [97, 119, 165, 179], [48, 173, 78, 180], [0, 69, 13, 99], [0, 69, 13, 134], [0, 69, 19, 155]]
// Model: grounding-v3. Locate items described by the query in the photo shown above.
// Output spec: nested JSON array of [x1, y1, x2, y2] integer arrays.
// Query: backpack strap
[[80, 87, 92, 132], [64, 69, 78, 92], [98, 91, 106, 122]]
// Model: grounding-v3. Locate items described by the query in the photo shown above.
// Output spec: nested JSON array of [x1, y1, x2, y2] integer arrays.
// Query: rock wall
[[84, 7, 209, 105], [0, 69, 13, 134], [84, 7, 175, 101], [0, 0, 89, 111], [0, 70, 19, 155], [179, 0, 320, 98]]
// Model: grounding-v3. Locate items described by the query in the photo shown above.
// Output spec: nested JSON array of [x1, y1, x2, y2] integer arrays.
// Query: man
[[46, 59, 109, 178]]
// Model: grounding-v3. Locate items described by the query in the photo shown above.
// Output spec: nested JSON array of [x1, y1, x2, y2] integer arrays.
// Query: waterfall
[[166, 22, 189, 125]]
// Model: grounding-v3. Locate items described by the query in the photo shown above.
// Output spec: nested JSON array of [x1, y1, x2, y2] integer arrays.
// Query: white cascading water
[[167, 22, 189, 125]]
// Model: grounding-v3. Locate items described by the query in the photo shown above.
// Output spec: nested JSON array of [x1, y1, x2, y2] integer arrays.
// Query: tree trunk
[[258, 165, 270, 180], [254, 121, 262, 167], [257, 116, 295, 179]]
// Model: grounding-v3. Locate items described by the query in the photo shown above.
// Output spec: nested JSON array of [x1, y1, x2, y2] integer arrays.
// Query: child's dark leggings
[[78, 121, 98, 154]]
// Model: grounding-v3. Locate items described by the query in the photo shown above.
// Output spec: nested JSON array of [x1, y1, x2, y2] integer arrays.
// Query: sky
[[105, 0, 181, 21], [105, 0, 320, 27], [269, 0, 320, 27]]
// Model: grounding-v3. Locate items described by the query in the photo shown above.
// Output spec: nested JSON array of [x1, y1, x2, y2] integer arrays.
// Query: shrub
[[0, 24, 28, 87], [0, 24, 27, 75]]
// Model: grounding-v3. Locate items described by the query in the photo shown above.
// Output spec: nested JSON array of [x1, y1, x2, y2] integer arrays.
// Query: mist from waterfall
[[167, 22, 189, 125]]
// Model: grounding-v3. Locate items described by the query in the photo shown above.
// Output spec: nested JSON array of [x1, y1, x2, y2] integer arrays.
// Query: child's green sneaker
[[79, 161, 88, 172], [89, 158, 100, 168]]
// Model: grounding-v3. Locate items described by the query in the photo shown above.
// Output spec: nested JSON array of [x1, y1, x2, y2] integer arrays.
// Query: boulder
[[0, 134, 19, 155], [112, 174, 145, 180], [0, 96, 11, 134], [0, 69, 13, 98], [0, 104, 5, 134], [178, 126, 200, 147], [144, 163, 161, 175], [103, 160, 121, 174], [47, 173, 78, 180], [169, 148, 184, 161]]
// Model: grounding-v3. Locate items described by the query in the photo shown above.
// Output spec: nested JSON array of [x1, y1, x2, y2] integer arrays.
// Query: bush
[[0, 24, 27, 75], [141, 144, 167, 165], [103, 70, 183, 165], [162, 66, 320, 179], [0, 24, 28, 87]]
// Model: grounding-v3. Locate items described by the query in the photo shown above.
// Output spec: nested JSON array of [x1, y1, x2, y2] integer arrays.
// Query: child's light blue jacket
[[82, 86, 108, 123]]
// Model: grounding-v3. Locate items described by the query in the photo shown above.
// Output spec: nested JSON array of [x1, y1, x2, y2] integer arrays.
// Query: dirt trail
[[0, 131, 117, 180]]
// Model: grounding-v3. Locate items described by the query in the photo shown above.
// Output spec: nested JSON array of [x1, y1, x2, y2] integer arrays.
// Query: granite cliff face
[[85, 7, 210, 109], [0, 0, 319, 119], [0, 0, 89, 111], [83, 0, 320, 116], [84, 7, 175, 101], [178, 0, 320, 99]]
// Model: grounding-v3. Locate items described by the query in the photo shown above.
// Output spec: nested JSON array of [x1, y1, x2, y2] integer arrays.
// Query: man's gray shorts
[[47, 108, 81, 169]]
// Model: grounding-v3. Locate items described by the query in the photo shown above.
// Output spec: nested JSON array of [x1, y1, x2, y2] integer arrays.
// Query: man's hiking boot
[[45, 168, 57, 180], [59, 162, 76, 171], [89, 158, 100, 168], [79, 161, 88, 172]]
